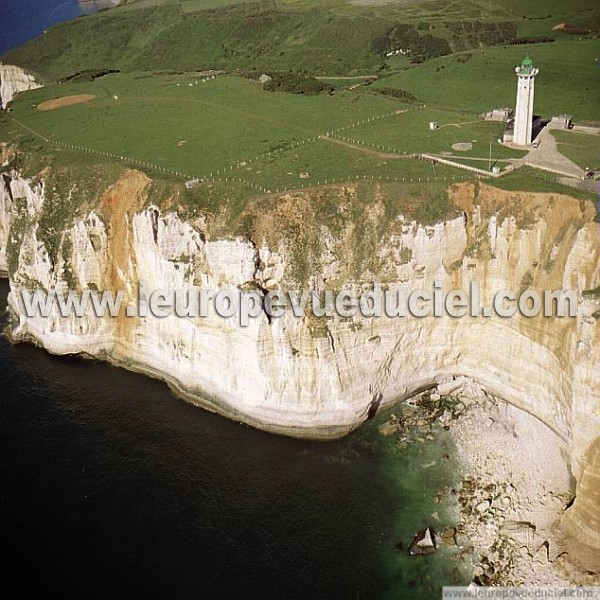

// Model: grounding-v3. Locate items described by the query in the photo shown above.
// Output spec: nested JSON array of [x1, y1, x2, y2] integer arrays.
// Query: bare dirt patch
[[452, 143, 473, 152], [37, 94, 96, 111]]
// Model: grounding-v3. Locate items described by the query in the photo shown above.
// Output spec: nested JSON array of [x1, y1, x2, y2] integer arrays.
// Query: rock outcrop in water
[[0, 166, 598, 567], [0, 65, 42, 110]]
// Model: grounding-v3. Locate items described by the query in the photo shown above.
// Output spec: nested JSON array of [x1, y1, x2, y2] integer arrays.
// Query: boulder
[[409, 528, 437, 556], [440, 527, 458, 546], [378, 418, 398, 437]]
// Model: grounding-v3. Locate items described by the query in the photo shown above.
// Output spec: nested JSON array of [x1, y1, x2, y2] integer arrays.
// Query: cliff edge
[[1, 167, 598, 569]]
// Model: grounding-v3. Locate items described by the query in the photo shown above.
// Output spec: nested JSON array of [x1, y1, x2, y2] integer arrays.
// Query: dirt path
[[429, 154, 512, 163], [315, 76, 378, 81], [320, 135, 415, 160], [437, 120, 481, 129]]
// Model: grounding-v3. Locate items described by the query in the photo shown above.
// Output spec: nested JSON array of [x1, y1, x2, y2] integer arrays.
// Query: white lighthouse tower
[[513, 55, 539, 146]]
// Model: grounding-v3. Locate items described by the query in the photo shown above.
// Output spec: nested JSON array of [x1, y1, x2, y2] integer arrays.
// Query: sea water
[[0, 0, 110, 55], [0, 279, 469, 598]]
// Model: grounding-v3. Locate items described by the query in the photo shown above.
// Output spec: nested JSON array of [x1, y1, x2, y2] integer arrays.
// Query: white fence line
[[10, 115, 492, 196], [419, 154, 502, 177]]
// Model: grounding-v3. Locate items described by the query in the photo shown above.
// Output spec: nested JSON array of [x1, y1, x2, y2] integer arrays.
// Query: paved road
[[510, 123, 587, 179]]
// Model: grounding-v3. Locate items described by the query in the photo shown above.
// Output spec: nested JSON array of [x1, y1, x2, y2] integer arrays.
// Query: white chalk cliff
[[0, 167, 599, 561], [0, 65, 42, 110], [79, 0, 124, 13]]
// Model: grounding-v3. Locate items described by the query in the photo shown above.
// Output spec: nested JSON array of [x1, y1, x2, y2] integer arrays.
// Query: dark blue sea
[[0, 3, 468, 596], [0, 1, 114, 55], [0, 277, 467, 599]]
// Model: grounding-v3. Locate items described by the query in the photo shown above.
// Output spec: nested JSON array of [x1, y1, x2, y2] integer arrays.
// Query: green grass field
[[1, 0, 598, 234], [3, 69, 597, 207], [373, 39, 600, 122], [486, 166, 597, 201], [0, 5, 401, 81], [4, 0, 599, 83], [224, 137, 463, 192], [125, 0, 600, 23], [2, 70, 525, 194], [326, 105, 527, 159], [7, 73, 413, 177], [551, 130, 600, 171]]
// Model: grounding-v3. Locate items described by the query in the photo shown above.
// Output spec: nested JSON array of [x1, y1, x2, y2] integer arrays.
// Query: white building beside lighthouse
[[513, 55, 539, 146]]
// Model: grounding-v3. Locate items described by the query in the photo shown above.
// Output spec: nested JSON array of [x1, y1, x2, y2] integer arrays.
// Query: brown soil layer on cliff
[[449, 181, 599, 359], [230, 180, 459, 285], [0, 143, 15, 165], [452, 181, 598, 280], [100, 169, 149, 289], [37, 94, 96, 111], [99, 170, 150, 332]]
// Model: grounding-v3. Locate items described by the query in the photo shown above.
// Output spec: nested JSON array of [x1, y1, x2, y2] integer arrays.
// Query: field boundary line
[[8, 116, 487, 196]]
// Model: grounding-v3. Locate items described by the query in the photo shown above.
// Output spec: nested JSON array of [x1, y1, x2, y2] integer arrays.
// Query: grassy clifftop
[[1, 0, 598, 231], [4, 0, 599, 82]]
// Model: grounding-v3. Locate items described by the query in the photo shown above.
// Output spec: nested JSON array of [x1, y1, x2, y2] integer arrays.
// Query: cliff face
[[79, 0, 124, 12], [0, 65, 41, 110], [1, 168, 599, 555]]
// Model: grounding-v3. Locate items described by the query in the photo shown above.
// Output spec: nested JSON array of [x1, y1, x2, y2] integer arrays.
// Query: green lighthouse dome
[[521, 55, 534, 72]]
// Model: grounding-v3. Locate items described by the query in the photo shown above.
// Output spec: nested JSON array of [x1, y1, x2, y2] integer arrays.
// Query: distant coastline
[[0, 0, 114, 55]]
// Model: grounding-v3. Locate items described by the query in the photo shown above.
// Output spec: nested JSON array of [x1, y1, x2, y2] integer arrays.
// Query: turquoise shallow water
[[0, 279, 468, 598], [0, 3, 469, 591], [1, 2, 465, 595]]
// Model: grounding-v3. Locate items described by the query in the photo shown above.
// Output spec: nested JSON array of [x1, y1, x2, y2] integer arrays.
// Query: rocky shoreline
[[378, 379, 600, 586], [1, 166, 598, 561]]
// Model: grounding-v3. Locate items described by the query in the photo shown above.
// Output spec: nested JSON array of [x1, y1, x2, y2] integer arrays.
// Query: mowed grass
[[6, 70, 513, 193], [373, 39, 600, 123], [2, 69, 477, 218], [488, 166, 597, 202], [328, 105, 526, 159], [230, 137, 464, 192], [4, 69, 597, 212], [552, 130, 600, 171], [9, 73, 409, 177]]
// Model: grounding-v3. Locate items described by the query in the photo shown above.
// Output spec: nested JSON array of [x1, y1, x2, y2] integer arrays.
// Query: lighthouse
[[513, 55, 539, 146]]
